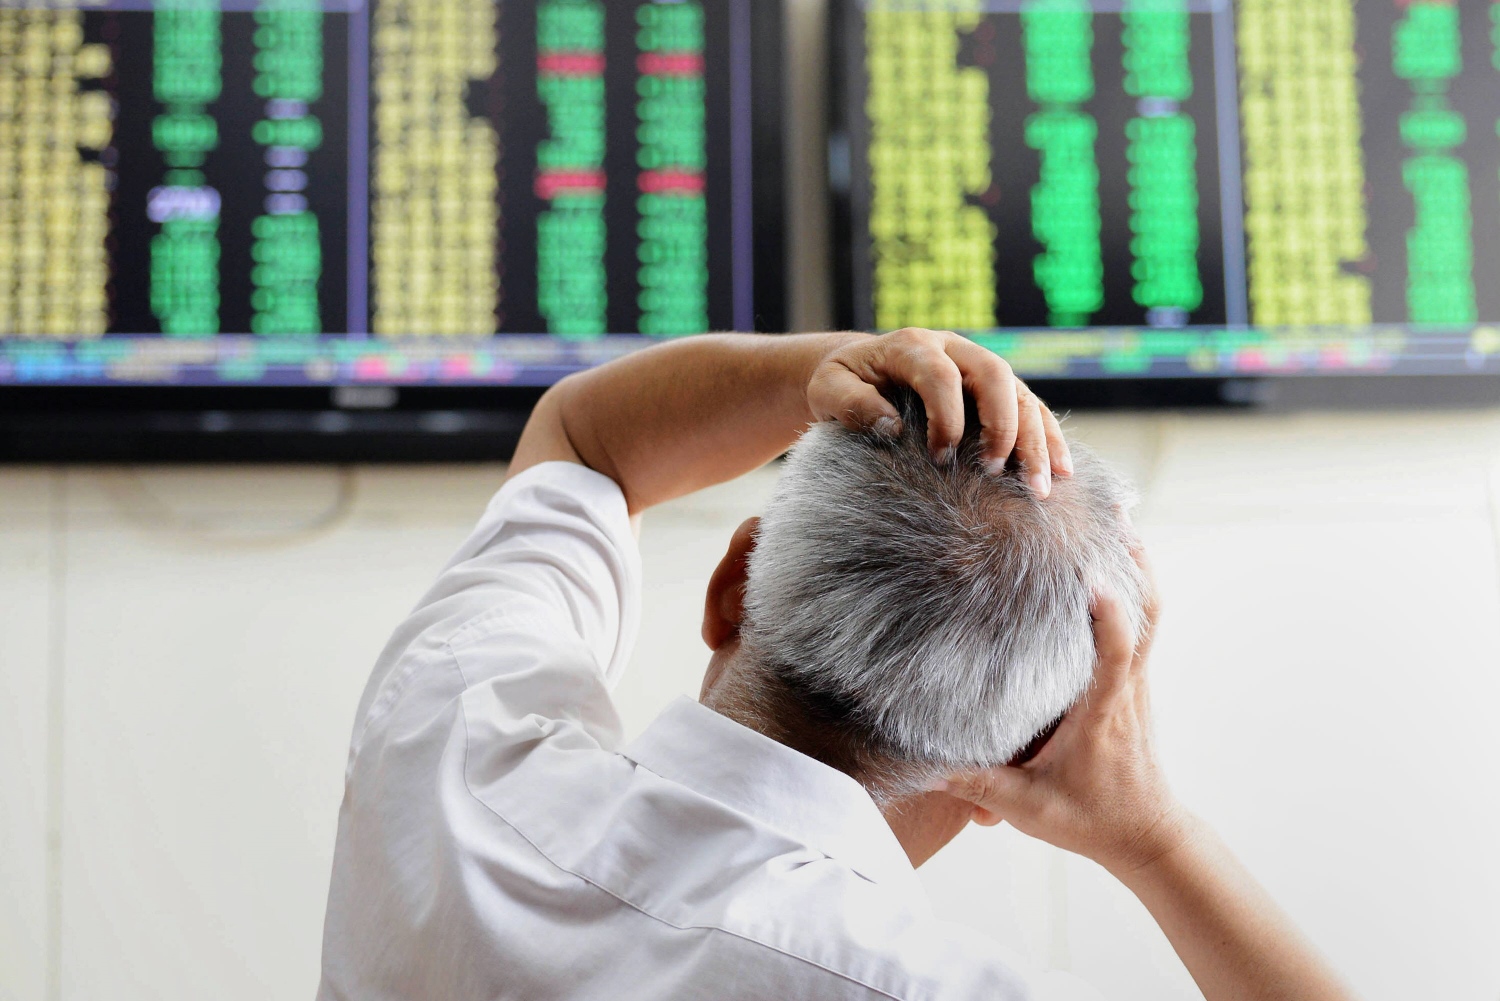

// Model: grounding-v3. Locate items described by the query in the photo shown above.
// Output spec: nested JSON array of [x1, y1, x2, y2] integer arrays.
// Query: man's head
[[700, 387, 1147, 822]]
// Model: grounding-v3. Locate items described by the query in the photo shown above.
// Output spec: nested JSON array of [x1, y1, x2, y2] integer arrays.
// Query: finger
[[1041, 404, 1073, 477], [1127, 542, 1162, 664], [1088, 589, 1137, 709], [807, 362, 903, 436], [1014, 392, 1050, 498], [942, 337, 1019, 470], [884, 339, 965, 462], [941, 765, 1032, 816]]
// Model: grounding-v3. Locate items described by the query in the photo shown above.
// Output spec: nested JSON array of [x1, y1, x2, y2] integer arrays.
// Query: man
[[319, 328, 1356, 1000]]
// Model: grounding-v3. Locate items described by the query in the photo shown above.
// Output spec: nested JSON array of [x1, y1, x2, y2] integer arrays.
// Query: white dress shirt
[[318, 461, 1105, 1001]]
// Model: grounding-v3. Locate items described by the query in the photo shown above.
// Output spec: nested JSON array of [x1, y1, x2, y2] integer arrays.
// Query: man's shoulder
[[525, 792, 1028, 1000], [328, 720, 1053, 1001], [699, 860, 1032, 1001]]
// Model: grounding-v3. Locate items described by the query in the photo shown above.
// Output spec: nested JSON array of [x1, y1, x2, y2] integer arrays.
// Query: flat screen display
[[0, 0, 781, 387], [833, 0, 1500, 379]]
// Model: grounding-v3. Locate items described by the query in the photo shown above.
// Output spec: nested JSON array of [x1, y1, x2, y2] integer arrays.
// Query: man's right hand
[[948, 545, 1361, 1001], [943, 545, 1190, 876]]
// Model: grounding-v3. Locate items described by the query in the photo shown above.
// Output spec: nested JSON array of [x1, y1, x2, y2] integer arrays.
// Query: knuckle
[[894, 340, 930, 367], [969, 352, 1005, 381], [890, 338, 927, 367]]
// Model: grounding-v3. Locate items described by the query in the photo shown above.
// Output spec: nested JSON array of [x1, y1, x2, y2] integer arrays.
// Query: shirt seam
[[451, 651, 910, 1001], [447, 603, 515, 655], [351, 604, 517, 766]]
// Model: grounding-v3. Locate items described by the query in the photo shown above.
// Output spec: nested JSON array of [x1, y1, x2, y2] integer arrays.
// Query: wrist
[[1104, 802, 1201, 882]]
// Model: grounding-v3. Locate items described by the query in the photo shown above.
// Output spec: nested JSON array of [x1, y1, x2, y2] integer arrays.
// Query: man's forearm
[[541, 333, 863, 513], [1115, 816, 1359, 1001]]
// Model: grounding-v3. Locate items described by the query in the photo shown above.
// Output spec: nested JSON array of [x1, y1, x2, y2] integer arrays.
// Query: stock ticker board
[[837, 0, 1500, 377], [0, 0, 762, 385], [6, 0, 1500, 387]]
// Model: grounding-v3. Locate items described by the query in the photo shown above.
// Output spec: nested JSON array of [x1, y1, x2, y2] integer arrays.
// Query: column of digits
[[1493, 1, 1500, 72], [0, 10, 112, 337], [864, 3, 995, 331], [1393, 0, 1474, 324], [251, 0, 323, 334], [636, 1, 708, 336], [1494, 4, 1500, 168], [1236, 0, 1371, 325], [370, 0, 498, 335], [536, 0, 607, 337], [1022, 0, 1102, 326], [1494, 3, 1500, 296], [150, 0, 223, 334], [1121, 0, 1201, 323]]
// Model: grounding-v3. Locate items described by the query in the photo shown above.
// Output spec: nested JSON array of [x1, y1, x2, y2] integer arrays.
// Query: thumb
[[942, 766, 1031, 814], [808, 364, 903, 436]]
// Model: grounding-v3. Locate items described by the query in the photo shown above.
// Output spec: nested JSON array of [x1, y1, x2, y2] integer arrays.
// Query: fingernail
[[983, 456, 1007, 478], [929, 779, 950, 793], [873, 415, 902, 438], [1030, 472, 1050, 498], [933, 445, 956, 466], [1060, 450, 1075, 475]]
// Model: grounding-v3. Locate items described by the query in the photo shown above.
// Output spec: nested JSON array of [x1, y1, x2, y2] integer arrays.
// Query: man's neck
[[702, 658, 970, 868], [878, 791, 974, 867]]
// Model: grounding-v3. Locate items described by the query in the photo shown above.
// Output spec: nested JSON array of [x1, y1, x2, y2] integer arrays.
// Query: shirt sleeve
[[346, 460, 642, 769]]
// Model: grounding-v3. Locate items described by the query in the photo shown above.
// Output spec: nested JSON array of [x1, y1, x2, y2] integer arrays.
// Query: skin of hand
[[806, 327, 1073, 496], [512, 328, 1072, 510], [943, 548, 1362, 1001], [512, 329, 1361, 1001], [941, 544, 1192, 876]]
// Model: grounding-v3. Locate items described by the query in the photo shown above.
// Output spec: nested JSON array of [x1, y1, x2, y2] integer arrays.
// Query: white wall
[[3, 5, 1499, 996], [4, 410, 1500, 1001]]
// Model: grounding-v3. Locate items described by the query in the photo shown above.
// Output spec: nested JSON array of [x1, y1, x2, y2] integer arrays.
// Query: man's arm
[[1115, 817, 1357, 1001], [945, 551, 1360, 1001], [510, 329, 1073, 514]]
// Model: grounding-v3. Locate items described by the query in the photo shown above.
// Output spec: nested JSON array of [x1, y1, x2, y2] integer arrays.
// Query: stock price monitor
[[837, 0, 1500, 379], [0, 0, 769, 386]]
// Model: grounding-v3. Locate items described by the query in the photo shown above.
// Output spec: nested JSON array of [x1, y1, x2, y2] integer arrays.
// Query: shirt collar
[[620, 696, 920, 893]]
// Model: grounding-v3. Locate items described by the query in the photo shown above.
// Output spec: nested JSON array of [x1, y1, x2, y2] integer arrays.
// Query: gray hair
[[736, 388, 1147, 795]]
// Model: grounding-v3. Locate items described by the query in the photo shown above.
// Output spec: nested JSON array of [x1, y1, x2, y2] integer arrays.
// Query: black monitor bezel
[[828, 0, 1236, 399], [1, 0, 789, 464]]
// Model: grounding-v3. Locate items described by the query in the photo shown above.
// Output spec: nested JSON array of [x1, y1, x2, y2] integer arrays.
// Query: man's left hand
[[806, 327, 1072, 497]]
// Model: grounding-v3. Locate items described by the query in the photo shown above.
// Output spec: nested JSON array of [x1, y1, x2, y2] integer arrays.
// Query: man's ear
[[702, 516, 760, 651]]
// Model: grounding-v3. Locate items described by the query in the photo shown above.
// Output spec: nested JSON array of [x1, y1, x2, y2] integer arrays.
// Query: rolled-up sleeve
[[321, 462, 640, 998], [345, 461, 642, 771]]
